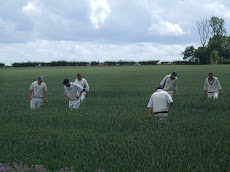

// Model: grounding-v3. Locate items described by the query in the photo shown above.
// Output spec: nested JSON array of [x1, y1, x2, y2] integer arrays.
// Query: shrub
[[220, 60, 230, 64], [91, 61, 100, 66], [0, 63, 5, 67], [138, 60, 159, 65], [171, 61, 199, 65], [160, 61, 171, 64], [104, 61, 117, 66]]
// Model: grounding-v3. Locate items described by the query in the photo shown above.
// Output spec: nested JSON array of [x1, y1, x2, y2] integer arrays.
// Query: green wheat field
[[0, 65, 230, 171]]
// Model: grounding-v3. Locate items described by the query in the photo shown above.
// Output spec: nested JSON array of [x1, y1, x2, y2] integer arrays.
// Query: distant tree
[[196, 19, 210, 47], [208, 35, 230, 60], [221, 36, 230, 60], [182, 46, 197, 62], [138, 60, 159, 65], [210, 50, 221, 64], [209, 17, 226, 37], [91, 61, 100, 66], [194, 47, 211, 64], [0, 63, 5, 67]]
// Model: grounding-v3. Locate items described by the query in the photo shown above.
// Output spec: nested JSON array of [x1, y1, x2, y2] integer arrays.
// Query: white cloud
[[148, 17, 184, 36], [22, 2, 41, 16], [90, 0, 111, 29], [204, 2, 230, 18]]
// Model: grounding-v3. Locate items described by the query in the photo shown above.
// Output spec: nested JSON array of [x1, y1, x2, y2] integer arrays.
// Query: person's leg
[[154, 113, 168, 120], [208, 93, 214, 98], [167, 91, 173, 97], [72, 100, 81, 109], [37, 99, 43, 108], [69, 101, 73, 110], [213, 92, 219, 99], [31, 98, 41, 110], [80, 92, 86, 101], [30, 98, 36, 110]]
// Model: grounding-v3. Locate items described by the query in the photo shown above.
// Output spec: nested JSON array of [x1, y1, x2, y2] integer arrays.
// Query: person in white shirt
[[74, 73, 89, 101], [29, 75, 48, 110], [204, 72, 222, 99], [63, 79, 83, 109], [147, 87, 173, 120], [160, 72, 178, 97]]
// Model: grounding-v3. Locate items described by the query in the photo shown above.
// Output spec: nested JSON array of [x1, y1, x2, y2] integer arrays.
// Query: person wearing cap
[[63, 79, 84, 109], [29, 75, 48, 110], [160, 72, 178, 97], [74, 73, 89, 101], [147, 87, 173, 120], [204, 72, 222, 99]]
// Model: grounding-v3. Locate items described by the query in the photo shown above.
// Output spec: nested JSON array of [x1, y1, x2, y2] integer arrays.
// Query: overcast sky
[[0, 0, 230, 65]]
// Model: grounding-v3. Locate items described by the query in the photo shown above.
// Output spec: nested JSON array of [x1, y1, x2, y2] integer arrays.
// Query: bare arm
[[148, 107, 152, 119], [173, 90, 176, 96], [168, 102, 173, 112], [44, 92, 48, 104], [173, 80, 177, 96], [160, 76, 166, 87], [217, 79, 222, 95], [66, 94, 69, 100], [29, 90, 32, 100], [204, 79, 208, 96], [85, 91, 89, 97], [204, 90, 208, 96]]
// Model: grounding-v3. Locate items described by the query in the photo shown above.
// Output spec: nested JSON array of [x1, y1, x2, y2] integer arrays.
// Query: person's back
[[147, 87, 173, 119], [151, 91, 168, 113]]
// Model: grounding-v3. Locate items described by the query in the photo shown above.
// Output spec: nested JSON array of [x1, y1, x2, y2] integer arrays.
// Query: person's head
[[77, 73, 82, 80], [170, 72, 177, 80], [208, 72, 214, 80], [38, 75, 44, 84], [63, 79, 70, 87], [156, 86, 163, 91]]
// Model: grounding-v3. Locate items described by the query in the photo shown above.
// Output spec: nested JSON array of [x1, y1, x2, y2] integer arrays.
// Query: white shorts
[[208, 92, 218, 99], [69, 99, 81, 109], [30, 98, 43, 110], [80, 92, 86, 101], [154, 113, 168, 120], [165, 90, 173, 97]]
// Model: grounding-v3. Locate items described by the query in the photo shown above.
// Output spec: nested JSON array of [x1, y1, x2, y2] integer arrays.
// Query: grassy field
[[0, 65, 230, 171]]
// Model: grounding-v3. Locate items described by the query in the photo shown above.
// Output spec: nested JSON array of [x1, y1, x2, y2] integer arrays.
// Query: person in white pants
[[74, 73, 89, 101], [204, 72, 222, 99], [147, 87, 173, 120], [63, 79, 83, 110], [160, 72, 178, 97], [29, 75, 48, 110]]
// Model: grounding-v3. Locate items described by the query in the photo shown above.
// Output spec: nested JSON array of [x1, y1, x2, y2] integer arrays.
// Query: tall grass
[[0, 65, 230, 171]]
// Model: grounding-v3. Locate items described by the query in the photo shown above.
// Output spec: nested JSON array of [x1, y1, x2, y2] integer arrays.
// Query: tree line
[[10, 60, 160, 67], [182, 16, 230, 64], [1, 58, 228, 68]]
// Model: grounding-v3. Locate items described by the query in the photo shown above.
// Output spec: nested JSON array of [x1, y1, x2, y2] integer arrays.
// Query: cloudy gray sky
[[0, 0, 230, 65]]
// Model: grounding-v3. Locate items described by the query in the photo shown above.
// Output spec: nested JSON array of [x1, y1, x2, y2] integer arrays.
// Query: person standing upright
[[160, 72, 178, 97], [29, 75, 48, 110], [204, 72, 222, 99]]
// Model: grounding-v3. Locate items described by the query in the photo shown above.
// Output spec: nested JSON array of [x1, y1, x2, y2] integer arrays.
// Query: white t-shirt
[[204, 77, 222, 92], [147, 89, 173, 113], [29, 81, 47, 98], [74, 78, 89, 91], [160, 75, 178, 91], [64, 82, 83, 101]]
